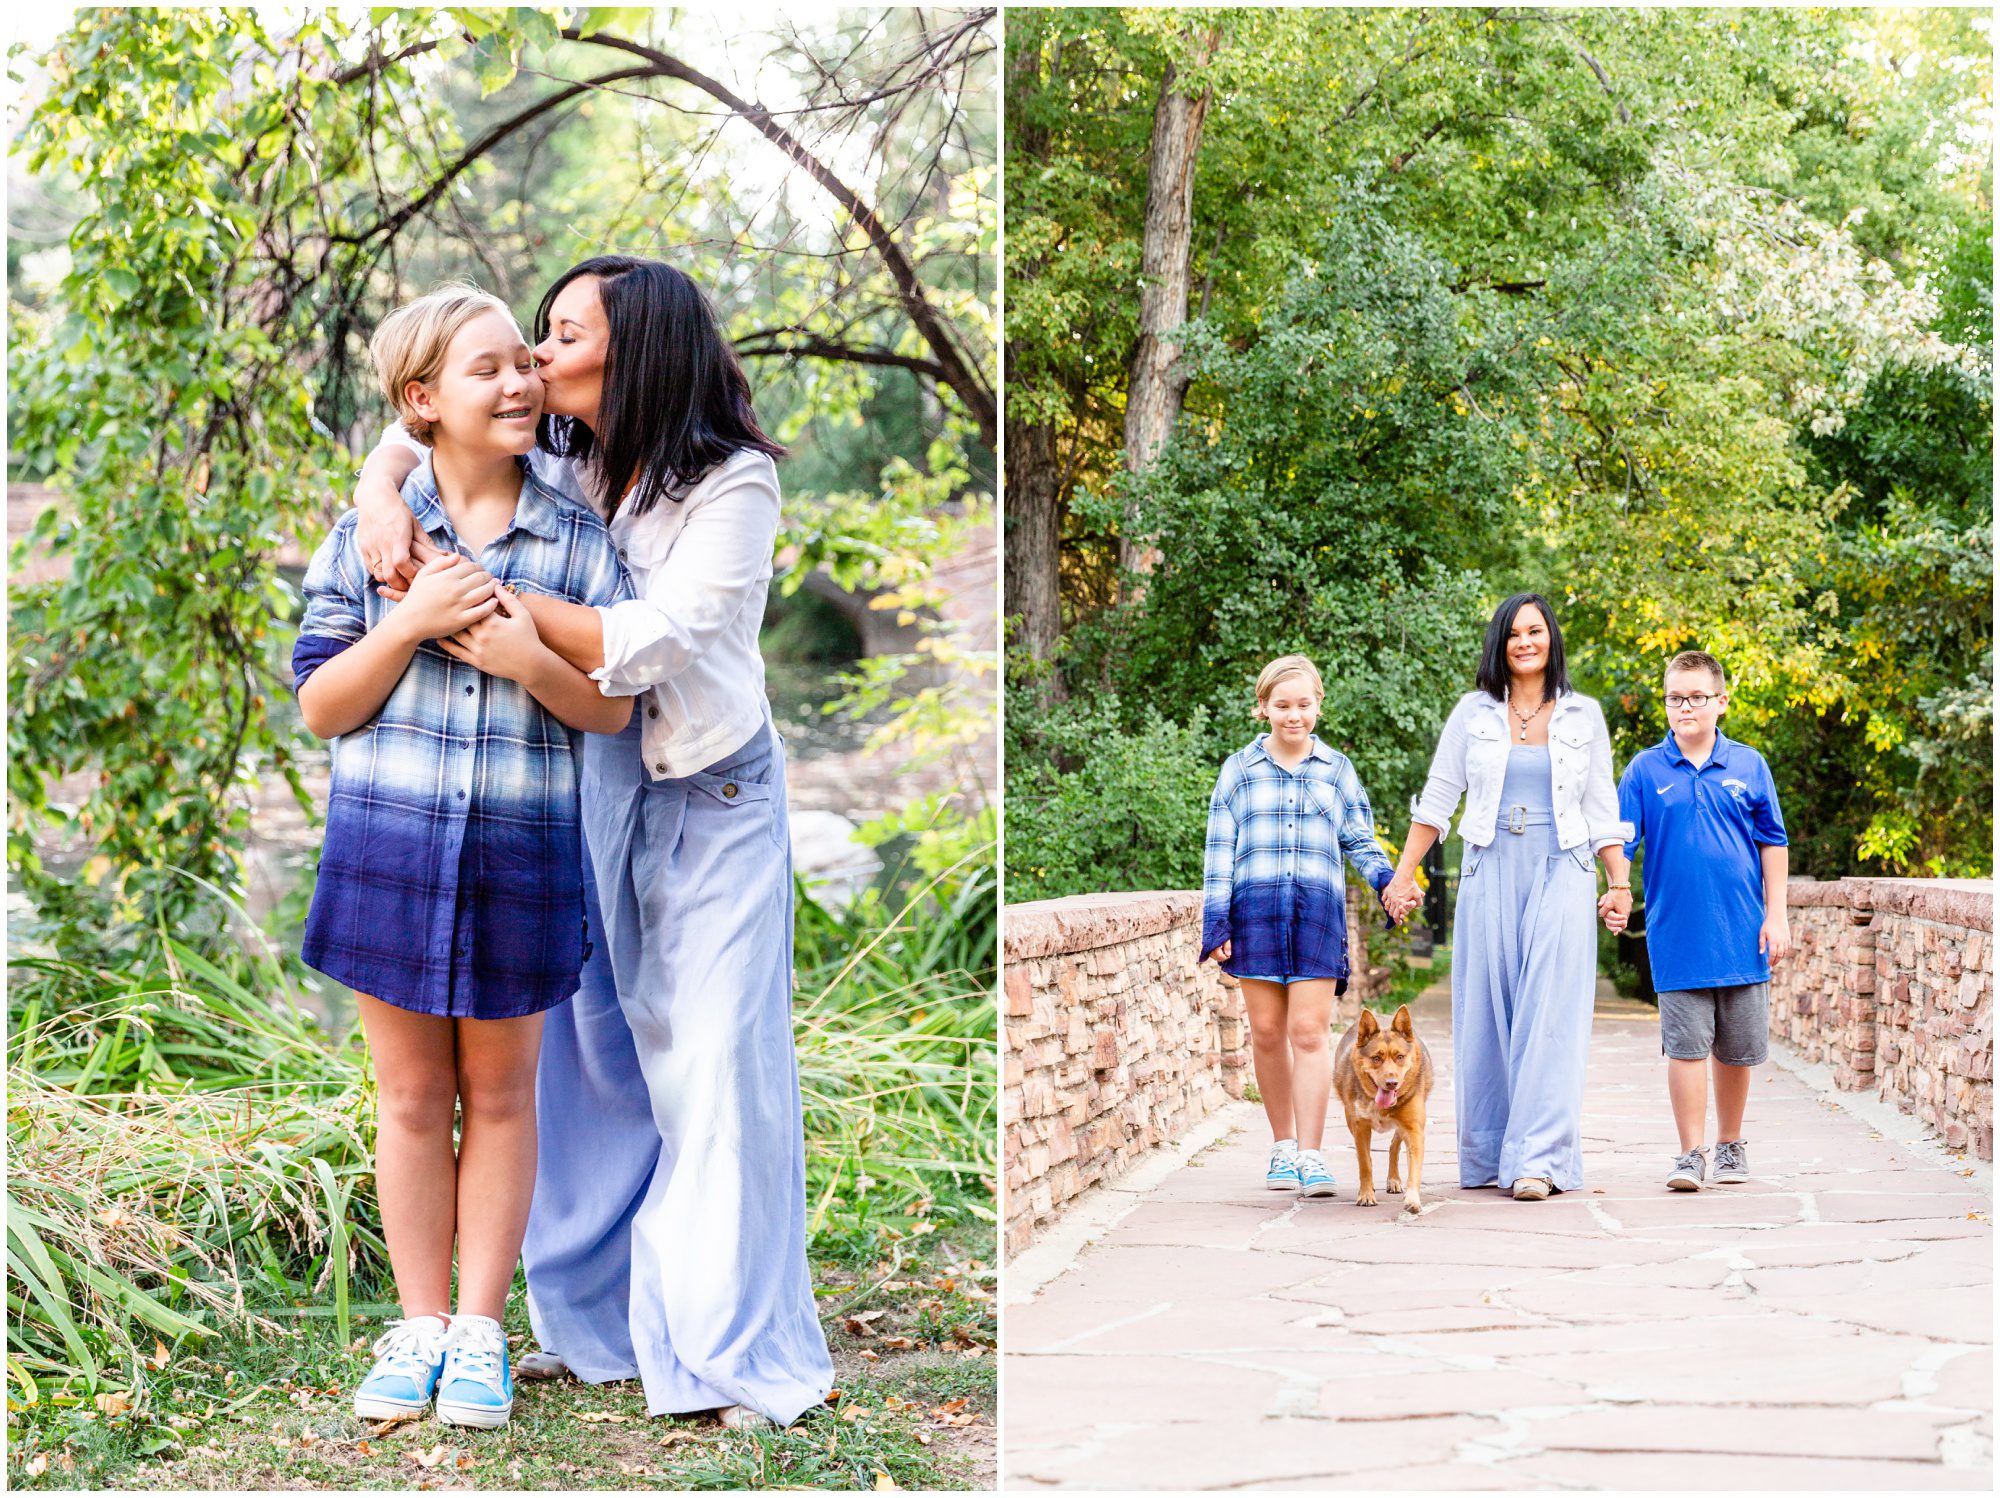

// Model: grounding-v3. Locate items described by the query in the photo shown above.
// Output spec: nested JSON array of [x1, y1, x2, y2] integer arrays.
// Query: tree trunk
[[1004, 409, 1066, 694], [1120, 40, 1217, 575]]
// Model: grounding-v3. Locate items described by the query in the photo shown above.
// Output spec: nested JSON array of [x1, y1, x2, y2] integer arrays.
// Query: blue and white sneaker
[[1296, 1149, 1336, 1199], [353, 1314, 449, 1421], [1265, 1141, 1301, 1191], [434, 1314, 513, 1429]]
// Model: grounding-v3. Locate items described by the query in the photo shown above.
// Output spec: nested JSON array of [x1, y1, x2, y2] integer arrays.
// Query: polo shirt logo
[[1722, 778, 1749, 799]]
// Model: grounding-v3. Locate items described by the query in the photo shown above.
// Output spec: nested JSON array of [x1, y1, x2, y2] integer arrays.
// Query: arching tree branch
[[563, 25, 996, 448]]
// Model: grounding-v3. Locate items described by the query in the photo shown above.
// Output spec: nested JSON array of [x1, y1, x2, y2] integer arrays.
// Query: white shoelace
[[442, 1318, 507, 1389], [370, 1318, 448, 1379]]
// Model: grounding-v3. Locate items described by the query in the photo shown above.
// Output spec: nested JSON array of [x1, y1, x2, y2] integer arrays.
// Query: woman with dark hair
[[352, 256, 834, 1429], [1381, 593, 1632, 1201]]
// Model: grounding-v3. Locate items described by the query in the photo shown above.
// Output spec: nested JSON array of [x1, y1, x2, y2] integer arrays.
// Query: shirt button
[[456, 790, 467, 801], [656, 763, 668, 774], [648, 705, 660, 719], [618, 547, 628, 561], [464, 684, 475, 696], [723, 783, 739, 799]]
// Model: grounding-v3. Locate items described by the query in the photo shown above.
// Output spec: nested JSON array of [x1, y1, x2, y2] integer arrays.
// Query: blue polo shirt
[[1618, 730, 1788, 992]]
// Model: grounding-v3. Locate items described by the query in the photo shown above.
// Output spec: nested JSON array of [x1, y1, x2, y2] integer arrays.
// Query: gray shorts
[[1659, 983, 1770, 1066]]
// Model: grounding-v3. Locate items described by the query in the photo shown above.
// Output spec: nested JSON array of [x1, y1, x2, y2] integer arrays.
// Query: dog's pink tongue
[[1375, 1086, 1397, 1111]]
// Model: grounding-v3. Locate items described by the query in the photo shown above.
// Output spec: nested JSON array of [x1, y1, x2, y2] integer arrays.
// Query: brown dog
[[1332, 1004, 1434, 1215]]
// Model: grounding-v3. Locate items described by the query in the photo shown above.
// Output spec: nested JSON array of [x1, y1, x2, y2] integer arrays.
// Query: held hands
[[1759, 912, 1793, 967], [438, 583, 548, 684], [389, 556, 501, 644], [1381, 873, 1423, 925], [1204, 939, 1231, 964], [1598, 886, 1633, 934]]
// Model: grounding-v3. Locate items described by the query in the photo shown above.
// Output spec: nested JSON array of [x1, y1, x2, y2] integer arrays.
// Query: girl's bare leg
[[1285, 980, 1340, 1152], [452, 1011, 546, 1321], [357, 994, 459, 1320], [1240, 979, 1294, 1142]]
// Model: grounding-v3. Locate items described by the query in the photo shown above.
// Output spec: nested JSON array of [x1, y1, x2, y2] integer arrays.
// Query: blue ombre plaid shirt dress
[[1201, 735, 1396, 984], [292, 457, 632, 1018]]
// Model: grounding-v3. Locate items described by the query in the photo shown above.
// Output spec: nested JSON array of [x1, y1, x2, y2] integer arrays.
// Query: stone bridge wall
[[1771, 877, 1992, 1159], [1003, 887, 1385, 1254]]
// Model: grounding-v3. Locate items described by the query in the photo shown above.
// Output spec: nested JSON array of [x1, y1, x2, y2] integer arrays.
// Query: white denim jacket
[[1411, 689, 1629, 852], [377, 428, 776, 779]]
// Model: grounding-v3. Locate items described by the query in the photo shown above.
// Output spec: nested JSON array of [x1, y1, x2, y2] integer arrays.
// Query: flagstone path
[[1003, 986, 1993, 1490]]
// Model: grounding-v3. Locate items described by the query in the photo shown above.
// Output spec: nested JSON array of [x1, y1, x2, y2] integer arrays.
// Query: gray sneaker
[[1712, 1139, 1749, 1184], [1667, 1147, 1707, 1191]]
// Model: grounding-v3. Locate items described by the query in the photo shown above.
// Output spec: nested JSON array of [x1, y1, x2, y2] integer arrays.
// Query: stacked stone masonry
[[1003, 887, 1385, 1254], [1771, 877, 1992, 1161]]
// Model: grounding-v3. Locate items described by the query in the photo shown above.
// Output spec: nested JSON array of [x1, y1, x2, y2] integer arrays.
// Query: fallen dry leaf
[[857, 1350, 880, 1363], [357, 1441, 374, 1456], [880, 1336, 916, 1351], [408, 1443, 449, 1470], [368, 1411, 422, 1436], [24, 1455, 47, 1479], [95, 1392, 133, 1417], [456, 1456, 474, 1470], [914, 1429, 933, 1446], [873, 1472, 899, 1490], [842, 1310, 889, 1337], [933, 1398, 968, 1415], [573, 1410, 631, 1424], [658, 1430, 703, 1450], [826, 1388, 843, 1404], [150, 1338, 170, 1371]]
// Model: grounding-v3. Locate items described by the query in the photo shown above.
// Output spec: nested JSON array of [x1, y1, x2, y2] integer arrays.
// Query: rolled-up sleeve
[[371, 421, 428, 461], [1582, 700, 1631, 851], [591, 455, 779, 698], [1411, 697, 1470, 835], [1199, 761, 1239, 960]]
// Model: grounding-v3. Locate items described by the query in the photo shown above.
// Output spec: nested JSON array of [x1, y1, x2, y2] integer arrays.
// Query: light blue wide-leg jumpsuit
[[523, 712, 835, 1425], [1452, 745, 1600, 1192]]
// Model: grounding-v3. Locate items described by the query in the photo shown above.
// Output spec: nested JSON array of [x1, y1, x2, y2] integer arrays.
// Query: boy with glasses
[[1617, 650, 1792, 1191]]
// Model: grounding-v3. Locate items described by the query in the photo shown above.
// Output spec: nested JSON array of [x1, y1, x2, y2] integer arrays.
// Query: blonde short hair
[[369, 283, 523, 446], [1254, 655, 1324, 718]]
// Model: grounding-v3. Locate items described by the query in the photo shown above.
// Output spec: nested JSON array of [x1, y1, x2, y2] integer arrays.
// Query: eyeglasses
[[1664, 693, 1719, 709]]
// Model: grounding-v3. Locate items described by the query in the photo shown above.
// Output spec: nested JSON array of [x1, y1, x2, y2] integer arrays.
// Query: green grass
[[6, 1221, 995, 1491], [7, 854, 996, 1490]]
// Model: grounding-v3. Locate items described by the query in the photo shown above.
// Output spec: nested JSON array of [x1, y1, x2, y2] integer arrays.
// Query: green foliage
[[6, 869, 995, 1406], [11, 7, 997, 953], [1003, 699, 1216, 901], [9, 9, 346, 948], [1004, 6, 1993, 894]]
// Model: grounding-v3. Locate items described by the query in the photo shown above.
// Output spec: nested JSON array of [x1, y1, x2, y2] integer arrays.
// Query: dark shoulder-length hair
[[1475, 591, 1572, 701], [532, 255, 785, 517]]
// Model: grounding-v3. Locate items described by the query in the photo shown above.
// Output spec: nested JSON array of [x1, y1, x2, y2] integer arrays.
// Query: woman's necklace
[[1509, 688, 1549, 741]]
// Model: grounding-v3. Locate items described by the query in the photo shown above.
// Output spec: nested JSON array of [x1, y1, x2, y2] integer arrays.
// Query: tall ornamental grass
[[6, 855, 997, 1402]]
